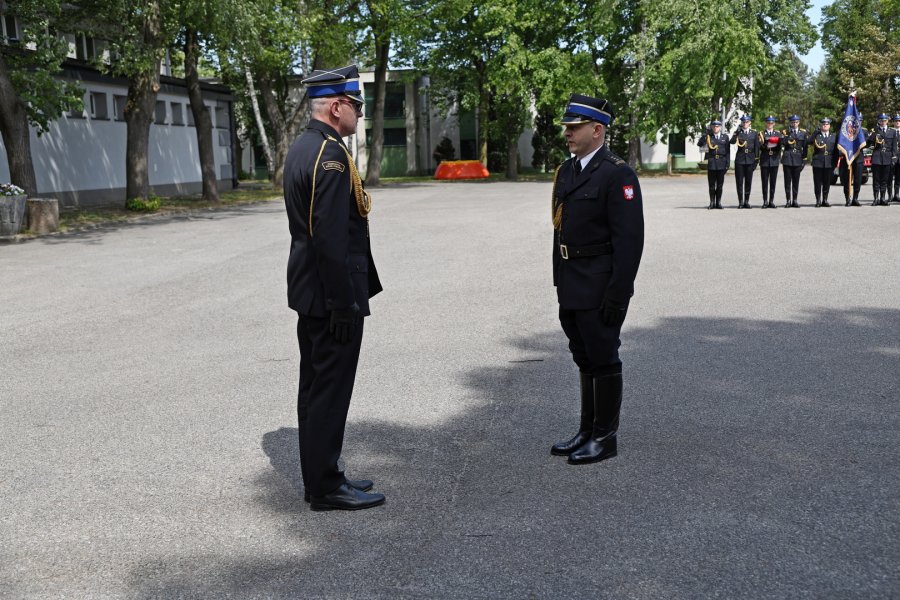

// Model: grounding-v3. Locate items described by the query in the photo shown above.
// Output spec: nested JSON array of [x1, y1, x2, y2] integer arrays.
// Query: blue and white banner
[[837, 93, 866, 164]]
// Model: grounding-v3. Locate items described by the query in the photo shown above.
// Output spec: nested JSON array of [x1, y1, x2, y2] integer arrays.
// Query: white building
[[0, 21, 237, 208]]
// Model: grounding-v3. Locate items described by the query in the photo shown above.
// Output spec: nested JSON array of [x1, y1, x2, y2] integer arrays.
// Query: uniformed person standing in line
[[758, 116, 782, 208], [699, 120, 730, 209], [892, 115, 900, 203], [780, 115, 808, 207], [867, 113, 896, 206], [810, 118, 836, 207], [282, 65, 385, 511], [550, 94, 644, 465], [730, 115, 759, 208]]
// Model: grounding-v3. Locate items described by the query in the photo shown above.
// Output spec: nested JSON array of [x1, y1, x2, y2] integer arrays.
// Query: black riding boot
[[551, 372, 594, 456], [568, 373, 622, 465]]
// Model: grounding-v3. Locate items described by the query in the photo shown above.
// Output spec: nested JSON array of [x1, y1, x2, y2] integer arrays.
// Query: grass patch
[[56, 184, 283, 233]]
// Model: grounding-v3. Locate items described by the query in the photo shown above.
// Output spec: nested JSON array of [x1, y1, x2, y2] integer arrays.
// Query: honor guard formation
[[699, 113, 900, 209]]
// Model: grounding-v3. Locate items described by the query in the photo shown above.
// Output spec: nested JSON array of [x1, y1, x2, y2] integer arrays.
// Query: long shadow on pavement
[[129, 307, 900, 599]]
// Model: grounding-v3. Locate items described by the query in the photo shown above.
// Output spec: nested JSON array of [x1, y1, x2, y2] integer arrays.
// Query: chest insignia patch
[[623, 185, 635, 200], [322, 160, 345, 172]]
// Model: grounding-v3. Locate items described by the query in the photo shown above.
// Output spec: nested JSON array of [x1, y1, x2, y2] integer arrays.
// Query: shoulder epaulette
[[604, 153, 627, 167], [800, 128, 807, 133]]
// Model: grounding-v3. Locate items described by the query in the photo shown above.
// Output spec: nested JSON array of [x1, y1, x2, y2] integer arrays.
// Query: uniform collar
[[307, 118, 346, 146], [575, 144, 603, 171]]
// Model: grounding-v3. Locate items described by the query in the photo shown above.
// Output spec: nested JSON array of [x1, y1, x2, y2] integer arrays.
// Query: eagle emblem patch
[[322, 160, 345, 172], [623, 185, 634, 200]]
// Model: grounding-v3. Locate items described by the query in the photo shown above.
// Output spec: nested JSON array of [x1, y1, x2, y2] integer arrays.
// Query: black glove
[[599, 298, 629, 327], [329, 306, 359, 344]]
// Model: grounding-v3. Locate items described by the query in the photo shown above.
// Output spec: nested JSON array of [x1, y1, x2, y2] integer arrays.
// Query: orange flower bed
[[434, 160, 490, 180]]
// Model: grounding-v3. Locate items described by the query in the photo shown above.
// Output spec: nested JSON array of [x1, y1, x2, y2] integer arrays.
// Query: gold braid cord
[[326, 134, 372, 218], [814, 135, 827, 149], [551, 163, 563, 230], [736, 134, 748, 148], [706, 134, 718, 150], [783, 130, 796, 145]]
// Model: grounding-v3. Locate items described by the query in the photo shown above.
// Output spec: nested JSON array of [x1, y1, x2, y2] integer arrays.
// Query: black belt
[[559, 242, 612, 260]]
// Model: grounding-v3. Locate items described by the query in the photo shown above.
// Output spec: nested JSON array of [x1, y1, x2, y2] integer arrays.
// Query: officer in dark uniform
[[891, 114, 900, 202], [283, 65, 385, 511], [699, 120, 730, 209], [810, 118, 836, 207], [758, 116, 782, 208], [780, 115, 808, 207], [550, 94, 644, 465], [867, 113, 896, 206], [730, 115, 759, 208]]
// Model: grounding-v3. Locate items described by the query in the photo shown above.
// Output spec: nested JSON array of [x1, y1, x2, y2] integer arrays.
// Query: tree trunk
[[478, 87, 489, 167], [627, 136, 642, 169], [184, 28, 218, 202], [505, 135, 518, 180], [124, 59, 161, 202], [243, 57, 274, 181], [257, 78, 290, 188], [365, 36, 390, 186], [0, 55, 38, 196]]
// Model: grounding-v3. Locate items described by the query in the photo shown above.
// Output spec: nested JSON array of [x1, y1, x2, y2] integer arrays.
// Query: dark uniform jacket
[[758, 128, 782, 167], [810, 130, 837, 168], [780, 128, 808, 166], [867, 127, 897, 166], [552, 145, 644, 311], [699, 131, 731, 170], [730, 128, 760, 165], [283, 119, 382, 318]]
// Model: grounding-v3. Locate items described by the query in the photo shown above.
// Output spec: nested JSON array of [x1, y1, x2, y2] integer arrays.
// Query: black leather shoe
[[304, 479, 373, 503], [552, 431, 591, 456], [568, 435, 618, 465], [822, 199, 831, 207], [851, 199, 861, 206], [309, 483, 385, 511]]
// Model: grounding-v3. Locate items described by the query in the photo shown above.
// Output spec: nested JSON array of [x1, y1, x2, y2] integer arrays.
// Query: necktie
[[574, 160, 582, 176]]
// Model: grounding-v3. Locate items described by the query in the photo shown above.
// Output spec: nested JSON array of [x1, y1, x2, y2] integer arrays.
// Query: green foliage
[[531, 107, 567, 172], [126, 195, 161, 212], [433, 137, 456, 164], [0, 0, 84, 133]]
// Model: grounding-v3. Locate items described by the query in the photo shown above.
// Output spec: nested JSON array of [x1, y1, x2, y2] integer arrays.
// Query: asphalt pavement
[[1, 169, 898, 599]]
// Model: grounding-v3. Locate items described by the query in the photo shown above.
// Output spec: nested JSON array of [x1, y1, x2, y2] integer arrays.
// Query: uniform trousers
[[559, 307, 622, 377], [839, 159, 863, 201], [296, 314, 364, 497], [707, 169, 726, 203], [760, 166, 778, 202], [872, 164, 891, 198], [812, 167, 831, 202], [783, 165, 803, 202], [734, 164, 755, 202]]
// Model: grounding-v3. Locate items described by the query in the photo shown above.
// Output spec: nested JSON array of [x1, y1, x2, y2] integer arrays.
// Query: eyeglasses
[[337, 98, 364, 115]]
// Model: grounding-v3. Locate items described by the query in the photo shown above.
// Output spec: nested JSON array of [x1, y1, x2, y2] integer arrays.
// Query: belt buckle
[[560, 244, 569, 260]]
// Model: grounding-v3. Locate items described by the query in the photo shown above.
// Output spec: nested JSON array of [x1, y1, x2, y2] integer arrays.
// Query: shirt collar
[[576, 144, 603, 171]]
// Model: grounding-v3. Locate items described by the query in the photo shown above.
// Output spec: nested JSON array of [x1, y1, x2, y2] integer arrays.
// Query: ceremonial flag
[[837, 92, 865, 164]]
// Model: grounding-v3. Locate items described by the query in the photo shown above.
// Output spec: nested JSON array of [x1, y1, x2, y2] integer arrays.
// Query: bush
[[126, 195, 161, 212], [433, 137, 456, 164]]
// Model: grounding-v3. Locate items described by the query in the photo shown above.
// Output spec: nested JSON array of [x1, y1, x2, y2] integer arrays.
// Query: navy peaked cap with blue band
[[765, 116, 777, 122], [559, 94, 614, 126], [302, 65, 363, 103], [876, 113, 889, 120], [820, 117, 832, 124], [739, 115, 752, 122], [788, 114, 800, 121], [710, 120, 722, 126], [894, 115, 900, 121]]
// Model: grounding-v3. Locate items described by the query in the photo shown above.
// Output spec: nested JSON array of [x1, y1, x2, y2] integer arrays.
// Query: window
[[2, 14, 19, 43], [186, 106, 195, 127], [89, 92, 109, 120], [113, 95, 127, 121], [75, 34, 95, 61], [170, 102, 184, 125], [215, 105, 228, 129], [154, 100, 167, 124], [364, 82, 406, 120], [366, 127, 406, 148]]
